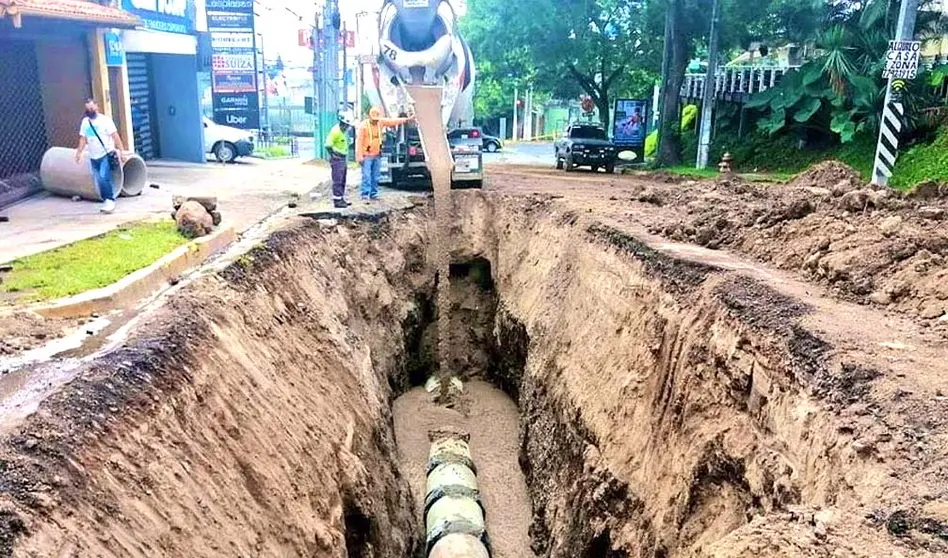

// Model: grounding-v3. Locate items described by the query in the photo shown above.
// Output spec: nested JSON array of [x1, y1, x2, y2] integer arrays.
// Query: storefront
[[119, 0, 205, 162], [0, 0, 139, 207]]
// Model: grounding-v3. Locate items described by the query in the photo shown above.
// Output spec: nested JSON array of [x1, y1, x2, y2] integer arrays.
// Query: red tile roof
[[0, 0, 140, 28]]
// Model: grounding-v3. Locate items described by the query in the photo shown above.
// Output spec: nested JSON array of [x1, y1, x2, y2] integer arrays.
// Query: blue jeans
[[90, 155, 115, 201], [361, 155, 381, 198]]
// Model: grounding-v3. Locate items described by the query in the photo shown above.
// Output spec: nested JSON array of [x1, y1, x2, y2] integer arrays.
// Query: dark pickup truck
[[554, 124, 617, 173]]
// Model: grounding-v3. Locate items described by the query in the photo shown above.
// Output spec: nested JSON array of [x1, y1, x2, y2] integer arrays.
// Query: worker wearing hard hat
[[326, 111, 355, 209], [356, 106, 413, 201]]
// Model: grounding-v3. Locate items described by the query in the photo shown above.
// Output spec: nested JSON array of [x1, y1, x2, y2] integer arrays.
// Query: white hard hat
[[338, 110, 355, 126]]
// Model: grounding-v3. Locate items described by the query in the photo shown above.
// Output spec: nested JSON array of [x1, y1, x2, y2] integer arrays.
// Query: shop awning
[[0, 0, 140, 29]]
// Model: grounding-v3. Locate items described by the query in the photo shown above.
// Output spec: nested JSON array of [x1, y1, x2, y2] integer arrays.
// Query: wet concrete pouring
[[0, 154, 942, 558]]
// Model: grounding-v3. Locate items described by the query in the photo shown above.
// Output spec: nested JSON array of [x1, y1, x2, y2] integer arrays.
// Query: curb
[[18, 226, 237, 320]]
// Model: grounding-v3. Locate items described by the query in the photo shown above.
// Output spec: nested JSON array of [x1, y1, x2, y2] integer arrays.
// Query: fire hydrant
[[718, 152, 733, 173]]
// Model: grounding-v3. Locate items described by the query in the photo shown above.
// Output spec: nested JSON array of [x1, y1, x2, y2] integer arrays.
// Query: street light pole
[[696, 0, 720, 169]]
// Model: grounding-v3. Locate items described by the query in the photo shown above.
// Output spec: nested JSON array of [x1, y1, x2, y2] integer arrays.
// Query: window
[[570, 126, 607, 140]]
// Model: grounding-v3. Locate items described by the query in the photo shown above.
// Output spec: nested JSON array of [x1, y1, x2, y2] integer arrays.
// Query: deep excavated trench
[[0, 191, 944, 558]]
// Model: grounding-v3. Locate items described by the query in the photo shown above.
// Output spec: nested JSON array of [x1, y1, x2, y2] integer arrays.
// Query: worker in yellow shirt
[[326, 111, 354, 208], [356, 106, 412, 201]]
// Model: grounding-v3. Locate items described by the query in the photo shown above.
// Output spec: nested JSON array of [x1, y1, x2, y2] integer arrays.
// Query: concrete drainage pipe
[[40, 147, 148, 201], [424, 434, 491, 557]]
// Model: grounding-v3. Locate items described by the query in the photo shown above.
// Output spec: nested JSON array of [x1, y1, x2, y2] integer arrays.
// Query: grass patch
[[656, 165, 793, 183], [1, 220, 188, 302], [889, 127, 948, 190], [259, 145, 291, 158]]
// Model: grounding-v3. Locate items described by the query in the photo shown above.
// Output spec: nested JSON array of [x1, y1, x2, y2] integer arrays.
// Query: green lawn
[[0, 220, 188, 302], [259, 145, 291, 158]]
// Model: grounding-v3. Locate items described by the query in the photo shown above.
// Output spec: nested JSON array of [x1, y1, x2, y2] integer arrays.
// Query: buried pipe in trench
[[424, 431, 491, 558]]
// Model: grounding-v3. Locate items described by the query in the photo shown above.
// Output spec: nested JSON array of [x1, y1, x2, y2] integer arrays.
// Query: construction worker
[[356, 106, 412, 201], [326, 111, 354, 208]]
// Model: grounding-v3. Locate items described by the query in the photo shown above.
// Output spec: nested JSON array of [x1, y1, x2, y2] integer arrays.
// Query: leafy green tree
[[746, 0, 946, 144], [462, 0, 658, 125]]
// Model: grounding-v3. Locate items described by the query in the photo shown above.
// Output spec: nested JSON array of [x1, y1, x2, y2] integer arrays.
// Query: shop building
[[0, 0, 139, 207], [118, 0, 205, 162]]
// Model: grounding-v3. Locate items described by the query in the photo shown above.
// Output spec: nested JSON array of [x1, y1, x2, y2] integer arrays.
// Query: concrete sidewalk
[[0, 158, 328, 264]]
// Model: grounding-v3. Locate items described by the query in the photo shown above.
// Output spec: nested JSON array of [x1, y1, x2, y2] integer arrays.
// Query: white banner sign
[[210, 31, 254, 49], [882, 40, 921, 80]]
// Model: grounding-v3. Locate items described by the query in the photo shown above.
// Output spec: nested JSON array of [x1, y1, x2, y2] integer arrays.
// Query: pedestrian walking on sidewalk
[[75, 98, 125, 214], [355, 106, 412, 202], [326, 111, 355, 209]]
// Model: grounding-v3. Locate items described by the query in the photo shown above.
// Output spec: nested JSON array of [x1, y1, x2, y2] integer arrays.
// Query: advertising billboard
[[613, 99, 648, 147], [206, 0, 259, 129]]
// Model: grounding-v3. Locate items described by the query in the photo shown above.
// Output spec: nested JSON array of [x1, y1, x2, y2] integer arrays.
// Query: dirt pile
[[512, 161, 948, 331]]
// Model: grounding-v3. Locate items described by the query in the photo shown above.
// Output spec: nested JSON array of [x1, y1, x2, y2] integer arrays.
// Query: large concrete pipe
[[424, 432, 491, 557], [41, 147, 147, 201]]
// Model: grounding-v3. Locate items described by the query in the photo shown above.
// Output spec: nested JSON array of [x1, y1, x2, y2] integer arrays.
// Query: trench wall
[[450, 192, 943, 558], [0, 215, 428, 558]]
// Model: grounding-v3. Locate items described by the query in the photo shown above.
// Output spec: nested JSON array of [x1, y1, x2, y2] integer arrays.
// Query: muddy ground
[[486, 162, 948, 338], [0, 163, 941, 558]]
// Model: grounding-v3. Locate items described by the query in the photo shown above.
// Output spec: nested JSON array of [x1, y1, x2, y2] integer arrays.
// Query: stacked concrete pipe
[[424, 433, 491, 558], [40, 147, 147, 201]]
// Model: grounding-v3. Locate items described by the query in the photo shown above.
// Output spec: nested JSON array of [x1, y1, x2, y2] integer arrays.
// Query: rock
[[816, 237, 831, 252], [918, 206, 946, 220], [814, 521, 828, 539], [694, 226, 715, 246], [805, 187, 833, 198], [175, 201, 214, 238], [831, 179, 857, 197], [839, 190, 872, 212], [71, 195, 82, 202], [869, 291, 892, 305], [210, 211, 222, 226], [879, 215, 903, 236], [920, 302, 945, 320], [173, 195, 218, 212], [908, 180, 941, 199]]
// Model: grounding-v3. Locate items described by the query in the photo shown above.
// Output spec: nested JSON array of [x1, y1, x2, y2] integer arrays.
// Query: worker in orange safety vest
[[355, 106, 412, 201]]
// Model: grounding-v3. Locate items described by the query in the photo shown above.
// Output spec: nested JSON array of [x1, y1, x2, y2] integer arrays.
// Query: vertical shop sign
[[206, 0, 259, 129]]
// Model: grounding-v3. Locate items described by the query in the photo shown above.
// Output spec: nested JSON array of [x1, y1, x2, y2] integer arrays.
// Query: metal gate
[[126, 53, 157, 160]]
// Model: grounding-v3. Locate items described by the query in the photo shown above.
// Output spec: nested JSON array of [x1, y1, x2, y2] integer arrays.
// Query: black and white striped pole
[[872, 0, 920, 186]]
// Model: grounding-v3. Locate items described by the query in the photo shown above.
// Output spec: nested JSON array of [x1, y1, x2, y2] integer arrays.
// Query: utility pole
[[512, 85, 519, 142], [524, 87, 533, 141], [872, 0, 920, 186], [314, 0, 341, 160], [696, 0, 720, 169]]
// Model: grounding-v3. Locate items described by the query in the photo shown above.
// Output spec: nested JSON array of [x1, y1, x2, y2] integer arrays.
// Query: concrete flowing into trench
[[0, 191, 943, 557]]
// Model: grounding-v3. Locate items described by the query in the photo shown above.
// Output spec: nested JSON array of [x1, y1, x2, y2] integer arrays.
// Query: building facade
[[0, 0, 139, 207], [118, 0, 206, 162]]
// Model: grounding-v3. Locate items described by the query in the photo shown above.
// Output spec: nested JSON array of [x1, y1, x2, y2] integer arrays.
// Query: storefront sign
[[123, 0, 195, 34], [104, 32, 125, 67], [206, 0, 259, 129]]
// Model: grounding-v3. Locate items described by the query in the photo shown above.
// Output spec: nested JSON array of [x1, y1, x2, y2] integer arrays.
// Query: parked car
[[554, 124, 617, 173], [447, 127, 503, 152], [203, 117, 254, 163]]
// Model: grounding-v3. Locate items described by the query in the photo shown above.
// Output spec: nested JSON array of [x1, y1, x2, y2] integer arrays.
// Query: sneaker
[[369, 194, 380, 201], [100, 199, 116, 214], [360, 195, 370, 202], [333, 199, 348, 209]]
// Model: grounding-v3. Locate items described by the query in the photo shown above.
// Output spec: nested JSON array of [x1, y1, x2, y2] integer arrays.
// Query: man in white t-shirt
[[75, 98, 125, 214]]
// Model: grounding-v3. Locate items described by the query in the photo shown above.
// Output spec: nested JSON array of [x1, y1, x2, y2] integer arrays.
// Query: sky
[[253, 0, 467, 65]]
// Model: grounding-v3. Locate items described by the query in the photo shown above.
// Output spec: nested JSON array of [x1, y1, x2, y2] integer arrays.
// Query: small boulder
[[918, 206, 946, 221], [210, 210, 222, 226], [839, 190, 872, 212], [173, 195, 218, 212], [175, 201, 214, 238], [879, 215, 903, 236]]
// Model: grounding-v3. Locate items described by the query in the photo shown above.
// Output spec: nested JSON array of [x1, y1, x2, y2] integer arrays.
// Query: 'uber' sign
[[122, 0, 194, 34]]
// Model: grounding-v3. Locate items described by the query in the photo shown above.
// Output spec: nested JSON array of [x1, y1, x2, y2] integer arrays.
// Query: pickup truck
[[554, 124, 617, 173]]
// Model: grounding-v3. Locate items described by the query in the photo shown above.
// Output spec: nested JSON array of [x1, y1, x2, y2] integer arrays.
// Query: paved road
[[485, 141, 555, 167], [0, 158, 328, 264]]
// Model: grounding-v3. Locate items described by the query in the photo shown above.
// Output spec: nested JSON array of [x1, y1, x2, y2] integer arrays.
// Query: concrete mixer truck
[[362, 0, 483, 189]]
